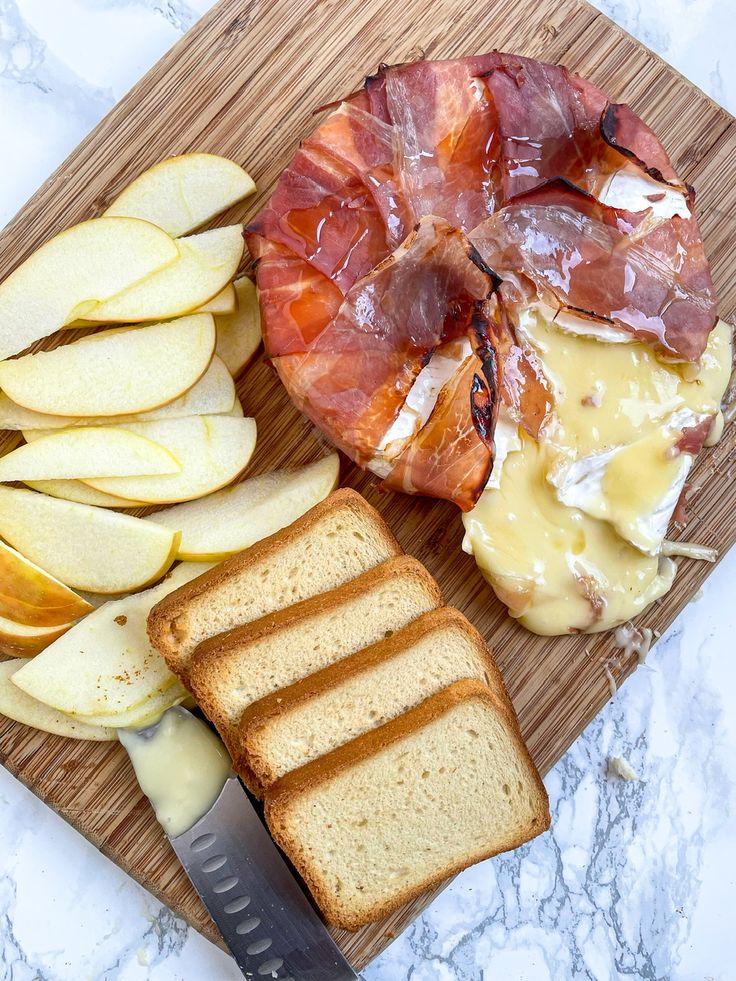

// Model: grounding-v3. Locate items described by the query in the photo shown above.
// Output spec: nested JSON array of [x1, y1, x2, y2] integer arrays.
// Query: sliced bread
[[239, 607, 514, 791], [265, 678, 550, 931], [147, 488, 401, 682], [188, 555, 443, 764]]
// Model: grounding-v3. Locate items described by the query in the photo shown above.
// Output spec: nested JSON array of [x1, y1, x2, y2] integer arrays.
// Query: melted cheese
[[119, 708, 232, 838], [602, 428, 681, 528], [486, 409, 521, 490], [551, 307, 634, 345], [518, 309, 731, 456], [462, 433, 677, 634], [549, 420, 693, 554], [463, 315, 732, 634]]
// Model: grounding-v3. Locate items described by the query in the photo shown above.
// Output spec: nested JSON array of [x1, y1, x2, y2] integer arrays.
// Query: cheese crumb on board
[[608, 755, 640, 781]]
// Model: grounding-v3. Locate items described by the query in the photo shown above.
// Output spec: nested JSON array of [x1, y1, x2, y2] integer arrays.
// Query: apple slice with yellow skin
[[0, 661, 115, 740], [84, 226, 244, 324], [66, 285, 238, 323], [1, 427, 180, 482], [24, 479, 144, 509], [214, 276, 262, 376], [0, 486, 179, 593], [85, 416, 257, 504], [148, 453, 340, 561], [0, 355, 234, 430], [0, 217, 178, 360], [12, 561, 213, 721], [0, 314, 215, 418], [195, 283, 237, 315], [0, 540, 92, 626], [103, 153, 256, 237], [0, 615, 73, 657]]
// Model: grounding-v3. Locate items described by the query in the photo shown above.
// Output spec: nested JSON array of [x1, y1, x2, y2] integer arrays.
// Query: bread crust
[[146, 488, 402, 681], [192, 554, 442, 667], [264, 678, 550, 931], [187, 555, 443, 764], [238, 606, 515, 788]]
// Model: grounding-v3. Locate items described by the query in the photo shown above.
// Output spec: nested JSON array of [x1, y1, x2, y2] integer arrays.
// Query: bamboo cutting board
[[1, 0, 735, 971]]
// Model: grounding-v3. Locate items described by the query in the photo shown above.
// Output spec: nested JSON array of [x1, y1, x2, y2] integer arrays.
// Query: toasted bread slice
[[147, 489, 401, 682], [240, 607, 513, 791], [265, 678, 549, 931], [189, 556, 443, 766]]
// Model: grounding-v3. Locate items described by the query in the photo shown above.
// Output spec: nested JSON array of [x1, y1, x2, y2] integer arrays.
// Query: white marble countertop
[[0, 2, 734, 979]]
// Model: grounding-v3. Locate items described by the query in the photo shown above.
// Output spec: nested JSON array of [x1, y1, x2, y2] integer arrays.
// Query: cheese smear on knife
[[119, 708, 232, 838], [462, 314, 732, 634]]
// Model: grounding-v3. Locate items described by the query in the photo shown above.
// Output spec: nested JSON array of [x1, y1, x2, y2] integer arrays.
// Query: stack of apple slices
[[0, 155, 261, 616], [0, 455, 340, 740], [0, 152, 343, 740]]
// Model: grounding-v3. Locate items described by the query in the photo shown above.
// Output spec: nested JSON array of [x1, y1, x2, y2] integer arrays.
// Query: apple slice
[[69, 682, 189, 729], [0, 540, 92, 626], [0, 486, 179, 593], [0, 355, 234, 430], [85, 416, 257, 504], [115, 354, 234, 419], [148, 453, 340, 560], [103, 153, 256, 237], [215, 276, 262, 376], [0, 661, 115, 740], [12, 562, 214, 719], [196, 283, 237, 315], [0, 427, 180, 481], [0, 314, 215, 418], [0, 217, 178, 360], [0, 615, 73, 657], [84, 226, 244, 324], [24, 480, 144, 509], [225, 396, 244, 417]]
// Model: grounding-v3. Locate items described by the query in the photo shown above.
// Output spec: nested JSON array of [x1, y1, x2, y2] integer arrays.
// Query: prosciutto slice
[[482, 292, 553, 438], [269, 216, 497, 471], [247, 144, 390, 294], [305, 100, 414, 247], [248, 237, 342, 353], [478, 53, 688, 201], [381, 344, 497, 508], [248, 51, 719, 509], [470, 179, 716, 360], [382, 58, 502, 231]]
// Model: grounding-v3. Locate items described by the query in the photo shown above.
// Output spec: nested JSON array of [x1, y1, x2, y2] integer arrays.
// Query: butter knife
[[120, 706, 358, 980]]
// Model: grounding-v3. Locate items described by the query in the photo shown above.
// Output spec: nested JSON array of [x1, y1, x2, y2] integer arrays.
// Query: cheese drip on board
[[462, 315, 732, 634]]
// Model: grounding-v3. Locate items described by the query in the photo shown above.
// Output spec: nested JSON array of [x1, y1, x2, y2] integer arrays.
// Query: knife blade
[[172, 775, 359, 980], [120, 707, 358, 980]]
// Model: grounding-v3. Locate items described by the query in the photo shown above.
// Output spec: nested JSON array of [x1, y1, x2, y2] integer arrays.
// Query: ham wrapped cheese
[[248, 52, 718, 510]]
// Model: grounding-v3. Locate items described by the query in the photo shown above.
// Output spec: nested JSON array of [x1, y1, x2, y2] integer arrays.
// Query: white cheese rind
[[598, 168, 690, 220], [369, 338, 473, 478]]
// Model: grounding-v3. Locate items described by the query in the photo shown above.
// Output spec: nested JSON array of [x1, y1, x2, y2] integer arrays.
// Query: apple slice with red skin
[[0, 540, 92, 627], [0, 615, 73, 658]]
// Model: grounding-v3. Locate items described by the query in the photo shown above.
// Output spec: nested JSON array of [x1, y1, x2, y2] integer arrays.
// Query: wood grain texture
[[1, 0, 735, 970]]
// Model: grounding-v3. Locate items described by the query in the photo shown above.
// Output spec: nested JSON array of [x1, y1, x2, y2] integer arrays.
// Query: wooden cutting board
[[1, 0, 734, 971]]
